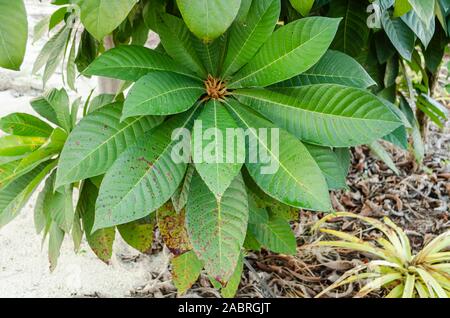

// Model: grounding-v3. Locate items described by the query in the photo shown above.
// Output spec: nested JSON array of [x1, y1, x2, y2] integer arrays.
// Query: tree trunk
[[98, 35, 120, 94]]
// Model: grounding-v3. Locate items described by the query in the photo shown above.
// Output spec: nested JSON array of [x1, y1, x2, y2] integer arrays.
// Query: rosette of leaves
[[51, 0, 405, 290]]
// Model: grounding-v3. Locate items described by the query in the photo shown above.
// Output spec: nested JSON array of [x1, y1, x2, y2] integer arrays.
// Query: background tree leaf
[[0, 113, 53, 138]]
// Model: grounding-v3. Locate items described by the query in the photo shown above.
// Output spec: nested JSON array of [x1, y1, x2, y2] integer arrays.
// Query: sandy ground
[[0, 0, 164, 298]]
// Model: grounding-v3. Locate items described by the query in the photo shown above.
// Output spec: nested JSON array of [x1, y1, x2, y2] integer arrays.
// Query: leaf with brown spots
[[118, 215, 155, 254], [171, 250, 203, 295], [157, 201, 192, 256]]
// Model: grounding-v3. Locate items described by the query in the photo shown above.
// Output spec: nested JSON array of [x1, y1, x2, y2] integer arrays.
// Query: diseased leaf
[[118, 216, 155, 254], [230, 17, 341, 88], [94, 106, 200, 230], [221, 253, 244, 298], [157, 201, 192, 256], [176, 0, 242, 42], [56, 103, 163, 188], [236, 86, 402, 147], [123, 72, 203, 118], [186, 172, 248, 284], [171, 250, 203, 295], [0, 0, 27, 70]]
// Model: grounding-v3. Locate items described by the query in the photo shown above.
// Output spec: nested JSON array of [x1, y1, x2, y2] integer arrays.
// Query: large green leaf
[[381, 11, 415, 61], [83, 45, 199, 81], [30, 89, 72, 132], [0, 0, 27, 70], [193, 100, 244, 198], [304, 144, 347, 190], [0, 113, 53, 137], [0, 161, 56, 228], [80, 0, 138, 40], [55, 103, 162, 188], [274, 50, 376, 89], [123, 72, 204, 118], [222, 0, 280, 78], [408, 0, 435, 28], [171, 250, 203, 295], [176, 0, 242, 42], [156, 14, 207, 77], [401, 9, 435, 47], [186, 172, 248, 283], [94, 106, 201, 230], [248, 215, 297, 254], [225, 99, 331, 211], [229, 17, 341, 88], [235, 85, 402, 147], [78, 180, 115, 263], [329, 0, 369, 58]]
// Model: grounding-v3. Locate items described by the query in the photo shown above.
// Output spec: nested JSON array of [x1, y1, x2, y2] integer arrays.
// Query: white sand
[[0, 0, 164, 298]]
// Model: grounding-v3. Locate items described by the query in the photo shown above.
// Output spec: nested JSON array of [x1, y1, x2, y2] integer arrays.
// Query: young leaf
[[176, 0, 242, 42], [157, 202, 192, 256], [80, 0, 138, 41], [83, 45, 199, 82], [394, 0, 412, 17], [274, 50, 376, 89], [55, 103, 163, 188], [117, 216, 155, 254], [235, 85, 403, 147], [171, 250, 203, 295], [290, 0, 315, 16], [0, 136, 46, 157], [229, 17, 341, 88], [78, 180, 115, 263], [186, 172, 248, 284], [94, 106, 201, 230], [0, 113, 53, 137], [222, 0, 281, 78], [225, 99, 331, 211], [0, 0, 27, 70], [123, 72, 204, 118], [369, 141, 400, 175], [249, 215, 297, 255], [30, 89, 72, 132], [193, 100, 244, 198]]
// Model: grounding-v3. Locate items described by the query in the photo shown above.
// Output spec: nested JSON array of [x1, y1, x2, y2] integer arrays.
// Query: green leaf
[[157, 202, 192, 256], [88, 94, 115, 114], [172, 165, 194, 213], [80, 0, 138, 40], [83, 45, 199, 82], [193, 35, 225, 77], [0, 0, 27, 70], [274, 50, 376, 89], [225, 99, 331, 212], [0, 113, 53, 137], [222, 0, 281, 78], [329, 0, 369, 58], [401, 9, 435, 47], [394, 0, 412, 17], [369, 141, 400, 175], [381, 11, 415, 61], [383, 126, 409, 150], [48, 222, 64, 271], [221, 252, 244, 298], [229, 17, 341, 88], [42, 26, 71, 86], [399, 95, 423, 163], [408, 0, 435, 28], [249, 215, 297, 254], [94, 106, 200, 230], [176, 0, 242, 42], [0, 136, 46, 157], [235, 85, 402, 147], [78, 180, 115, 263], [34, 173, 54, 235], [156, 14, 207, 77], [55, 103, 163, 188], [193, 100, 244, 198], [186, 172, 248, 284], [123, 72, 204, 118], [171, 250, 203, 295], [290, 0, 315, 16], [118, 216, 154, 254], [0, 161, 56, 228], [44, 183, 74, 233], [304, 144, 347, 190], [30, 89, 72, 132]]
